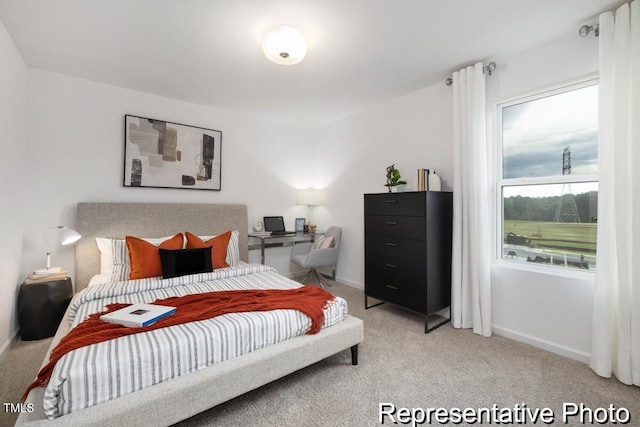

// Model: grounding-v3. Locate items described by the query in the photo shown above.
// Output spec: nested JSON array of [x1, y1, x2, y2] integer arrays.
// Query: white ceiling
[[0, 0, 624, 129]]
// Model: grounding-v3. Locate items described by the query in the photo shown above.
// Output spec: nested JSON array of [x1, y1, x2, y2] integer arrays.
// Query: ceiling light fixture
[[262, 25, 307, 65]]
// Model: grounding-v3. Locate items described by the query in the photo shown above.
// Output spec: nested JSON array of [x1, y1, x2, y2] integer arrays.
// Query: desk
[[249, 232, 322, 264]]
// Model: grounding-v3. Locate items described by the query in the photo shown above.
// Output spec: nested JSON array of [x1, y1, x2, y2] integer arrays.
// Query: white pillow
[[227, 229, 240, 265], [318, 236, 335, 249], [311, 235, 326, 250], [96, 235, 184, 281], [311, 235, 335, 250]]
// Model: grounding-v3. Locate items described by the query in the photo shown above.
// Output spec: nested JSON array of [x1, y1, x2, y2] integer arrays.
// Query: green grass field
[[504, 220, 597, 254]]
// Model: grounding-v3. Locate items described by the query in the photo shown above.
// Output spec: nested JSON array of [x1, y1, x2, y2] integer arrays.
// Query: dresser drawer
[[366, 281, 427, 313], [365, 255, 427, 312], [364, 192, 425, 216], [365, 215, 425, 239], [365, 234, 426, 263], [366, 255, 427, 283]]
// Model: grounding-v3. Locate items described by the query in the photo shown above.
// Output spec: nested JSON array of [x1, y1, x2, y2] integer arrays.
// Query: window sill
[[493, 258, 595, 281]]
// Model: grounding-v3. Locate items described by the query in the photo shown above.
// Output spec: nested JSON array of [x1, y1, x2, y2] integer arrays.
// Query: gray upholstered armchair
[[290, 226, 342, 288]]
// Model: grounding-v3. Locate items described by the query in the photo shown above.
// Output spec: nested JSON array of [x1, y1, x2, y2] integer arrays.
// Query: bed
[[16, 202, 364, 426]]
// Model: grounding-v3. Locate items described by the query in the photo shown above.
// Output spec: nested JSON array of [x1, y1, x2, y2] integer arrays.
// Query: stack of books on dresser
[[417, 168, 429, 191], [417, 168, 442, 191]]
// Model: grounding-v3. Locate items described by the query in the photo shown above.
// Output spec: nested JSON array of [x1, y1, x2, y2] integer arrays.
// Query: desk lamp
[[34, 225, 81, 275]]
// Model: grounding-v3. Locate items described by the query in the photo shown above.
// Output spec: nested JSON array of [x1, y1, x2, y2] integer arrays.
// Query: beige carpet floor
[[0, 335, 51, 426], [2, 280, 639, 426]]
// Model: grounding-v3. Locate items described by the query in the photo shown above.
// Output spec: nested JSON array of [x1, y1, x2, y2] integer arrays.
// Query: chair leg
[[301, 269, 315, 284], [301, 268, 330, 289], [311, 269, 325, 289], [315, 269, 333, 288]]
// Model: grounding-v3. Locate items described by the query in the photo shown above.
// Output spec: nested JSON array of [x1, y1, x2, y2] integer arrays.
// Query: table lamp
[[34, 225, 81, 275], [296, 188, 323, 226]]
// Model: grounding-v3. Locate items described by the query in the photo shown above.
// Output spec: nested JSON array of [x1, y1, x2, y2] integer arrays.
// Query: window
[[498, 80, 598, 271]]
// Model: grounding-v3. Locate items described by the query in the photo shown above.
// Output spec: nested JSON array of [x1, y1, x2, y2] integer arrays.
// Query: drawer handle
[[386, 284, 399, 290], [384, 242, 398, 247], [384, 200, 398, 203], [385, 263, 398, 269], [385, 221, 398, 225]]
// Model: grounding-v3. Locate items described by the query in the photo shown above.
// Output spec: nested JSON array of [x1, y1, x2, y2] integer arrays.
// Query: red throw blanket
[[22, 285, 335, 401]]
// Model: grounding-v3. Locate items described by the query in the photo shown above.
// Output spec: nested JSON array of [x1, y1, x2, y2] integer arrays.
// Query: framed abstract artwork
[[123, 115, 222, 190]]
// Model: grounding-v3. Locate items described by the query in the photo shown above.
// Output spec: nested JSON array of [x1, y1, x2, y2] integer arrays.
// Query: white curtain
[[590, 1, 640, 386], [451, 63, 492, 337]]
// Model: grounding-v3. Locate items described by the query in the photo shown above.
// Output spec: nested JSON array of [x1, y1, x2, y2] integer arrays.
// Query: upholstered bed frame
[[16, 202, 364, 426]]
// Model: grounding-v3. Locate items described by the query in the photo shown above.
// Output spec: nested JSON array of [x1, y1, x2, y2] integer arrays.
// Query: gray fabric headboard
[[75, 203, 249, 291]]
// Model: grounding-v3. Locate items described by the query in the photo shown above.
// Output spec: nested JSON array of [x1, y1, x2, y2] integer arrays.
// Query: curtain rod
[[445, 61, 496, 86], [445, 16, 603, 87]]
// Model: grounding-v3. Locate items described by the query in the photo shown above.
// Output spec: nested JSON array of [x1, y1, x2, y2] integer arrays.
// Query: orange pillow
[[185, 231, 231, 269], [126, 233, 184, 279]]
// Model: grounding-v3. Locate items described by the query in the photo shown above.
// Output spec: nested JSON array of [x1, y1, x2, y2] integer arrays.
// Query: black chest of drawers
[[364, 191, 453, 332]]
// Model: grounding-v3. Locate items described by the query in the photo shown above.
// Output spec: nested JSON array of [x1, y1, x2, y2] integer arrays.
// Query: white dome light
[[262, 25, 307, 65]]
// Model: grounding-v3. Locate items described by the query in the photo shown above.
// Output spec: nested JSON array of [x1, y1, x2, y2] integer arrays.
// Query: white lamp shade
[[262, 25, 307, 65], [60, 227, 81, 245], [297, 188, 323, 206]]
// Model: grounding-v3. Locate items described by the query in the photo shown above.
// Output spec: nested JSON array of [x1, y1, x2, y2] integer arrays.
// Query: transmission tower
[[554, 146, 581, 222], [562, 145, 571, 175]]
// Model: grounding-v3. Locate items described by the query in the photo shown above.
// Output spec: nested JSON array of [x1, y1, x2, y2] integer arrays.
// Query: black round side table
[[17, 277, 72, 340]]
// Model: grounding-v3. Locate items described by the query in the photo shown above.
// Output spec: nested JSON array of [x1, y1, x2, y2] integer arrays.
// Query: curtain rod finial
[[579, 24, 599, 37], [484, 62, 496, 76]]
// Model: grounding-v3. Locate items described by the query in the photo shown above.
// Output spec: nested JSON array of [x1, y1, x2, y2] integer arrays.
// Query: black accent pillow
[[159, 247, 213, 279]]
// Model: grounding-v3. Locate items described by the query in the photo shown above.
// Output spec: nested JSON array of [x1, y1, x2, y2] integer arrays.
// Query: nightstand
[[18, 277, 73, 340]]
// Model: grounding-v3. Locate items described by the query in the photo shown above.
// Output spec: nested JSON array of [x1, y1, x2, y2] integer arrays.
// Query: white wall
[[487, 32, 598, 362], [1, 64, 314, 352], [312, 82, 454, 287], [0, 20, 27, 354], [314, 31, 599, 363], [21, 69, 314, 284]]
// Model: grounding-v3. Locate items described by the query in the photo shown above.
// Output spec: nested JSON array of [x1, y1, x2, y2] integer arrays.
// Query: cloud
[[501, 84, 598, 179]]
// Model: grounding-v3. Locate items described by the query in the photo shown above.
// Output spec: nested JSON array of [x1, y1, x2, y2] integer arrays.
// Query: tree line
[[504, 191, 598, 223]]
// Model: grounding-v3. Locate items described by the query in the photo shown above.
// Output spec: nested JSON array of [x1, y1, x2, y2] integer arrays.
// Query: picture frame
[[123, 114, 222, 190], [295, 218, 306, 233]]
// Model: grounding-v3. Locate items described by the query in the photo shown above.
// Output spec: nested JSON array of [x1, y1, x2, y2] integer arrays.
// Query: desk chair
[[291, 226, 341, 288]]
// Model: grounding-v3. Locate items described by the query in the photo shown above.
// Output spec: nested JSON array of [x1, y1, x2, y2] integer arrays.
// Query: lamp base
[[34, 267, 62, 275]]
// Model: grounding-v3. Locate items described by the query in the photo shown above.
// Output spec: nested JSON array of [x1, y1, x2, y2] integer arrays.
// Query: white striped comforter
[[43, 263, 348, 419]]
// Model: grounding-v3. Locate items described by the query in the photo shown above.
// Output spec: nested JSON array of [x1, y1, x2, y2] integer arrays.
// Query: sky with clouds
[[502, 84, 598, 180]]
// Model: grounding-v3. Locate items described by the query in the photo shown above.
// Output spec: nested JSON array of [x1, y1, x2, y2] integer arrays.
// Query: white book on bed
[[100, 303, 177, 328]]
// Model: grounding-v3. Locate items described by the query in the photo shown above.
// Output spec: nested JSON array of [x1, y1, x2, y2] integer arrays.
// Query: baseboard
[[335, 276, 363, 290], [492, 325, 591, 364], [284, 271, 364, 291], [0, 329, 18, 358]]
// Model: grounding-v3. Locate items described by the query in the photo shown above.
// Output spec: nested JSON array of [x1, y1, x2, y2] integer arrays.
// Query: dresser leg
[[424, 315, 450, 334], [364, 294, 385, 309]]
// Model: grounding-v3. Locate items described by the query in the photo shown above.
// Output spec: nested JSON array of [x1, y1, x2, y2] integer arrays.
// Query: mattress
[[41, 262, 348, 419]]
